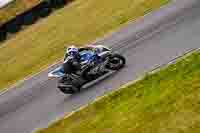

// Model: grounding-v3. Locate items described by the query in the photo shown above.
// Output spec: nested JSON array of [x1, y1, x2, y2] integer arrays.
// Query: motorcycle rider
[[63, 45, 102, 74], [63, 46, 81, 74]]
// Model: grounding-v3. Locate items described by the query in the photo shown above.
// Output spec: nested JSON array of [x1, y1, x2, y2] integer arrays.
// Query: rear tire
[[58, 85, 80, 94], [58, 76, 81, 94], [59, 85, 79, 94]]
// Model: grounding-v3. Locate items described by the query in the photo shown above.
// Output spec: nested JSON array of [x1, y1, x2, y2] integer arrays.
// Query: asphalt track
[[0, 0, 200, 133]]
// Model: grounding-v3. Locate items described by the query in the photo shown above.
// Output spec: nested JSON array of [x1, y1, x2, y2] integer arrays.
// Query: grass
[[0, 0, 170, 90], [36, 50, 200, 133], [0, 0, 41, 25]]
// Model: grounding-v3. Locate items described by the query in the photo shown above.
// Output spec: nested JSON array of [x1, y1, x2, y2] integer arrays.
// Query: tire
[[58, 83, 81, 94], [106, 54, 126, 70], [58, 76, 81, 94], [50, 0, 66, 8], [22, 11, 38, 25], [39, 7, 52, 18], [0, 28, 7, 42], [6, 17, 22, 33], [37, 2, 52, 18]]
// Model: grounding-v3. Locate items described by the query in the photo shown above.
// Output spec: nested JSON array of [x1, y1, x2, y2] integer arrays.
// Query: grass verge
[[0, 0, 41, 25], [0, 0, 170, 90], [36, 50, 200, 133]]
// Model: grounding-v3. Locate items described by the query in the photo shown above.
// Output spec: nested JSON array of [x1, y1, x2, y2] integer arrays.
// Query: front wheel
[[106, 54, 126, 70]]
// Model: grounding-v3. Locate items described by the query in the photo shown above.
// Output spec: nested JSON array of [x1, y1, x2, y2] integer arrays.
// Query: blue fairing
[[80, 51, 96, 62], [48, 51, 98, 78], [48, 66, 65, 78]]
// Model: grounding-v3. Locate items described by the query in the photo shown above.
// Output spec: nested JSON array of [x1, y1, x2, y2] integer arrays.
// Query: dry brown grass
[[0, 0, 169, 90]]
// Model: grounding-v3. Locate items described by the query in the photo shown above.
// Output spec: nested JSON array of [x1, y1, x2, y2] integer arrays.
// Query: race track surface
[[0, 0, 199, 133]]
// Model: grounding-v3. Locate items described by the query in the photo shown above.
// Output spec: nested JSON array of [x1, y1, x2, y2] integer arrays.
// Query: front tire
[[106, 54, 126, 70]]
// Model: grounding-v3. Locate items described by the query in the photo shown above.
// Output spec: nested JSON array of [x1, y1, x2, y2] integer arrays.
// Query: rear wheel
[[58, 84, 80, 94], [58, 76, 81, 94], [106, 54, 126, 70]]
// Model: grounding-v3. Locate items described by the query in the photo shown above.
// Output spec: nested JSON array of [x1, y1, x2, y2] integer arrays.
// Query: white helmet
[[66, 45, 78, 56]]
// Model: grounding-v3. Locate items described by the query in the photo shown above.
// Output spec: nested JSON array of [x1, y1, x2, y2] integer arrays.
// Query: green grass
[[0, 0, 170, 90], [36, 50, 200, 133], [0, 0, 41, 25]]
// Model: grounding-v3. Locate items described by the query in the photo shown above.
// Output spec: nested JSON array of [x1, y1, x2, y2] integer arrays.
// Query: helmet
[[66, 45, 78, 56]]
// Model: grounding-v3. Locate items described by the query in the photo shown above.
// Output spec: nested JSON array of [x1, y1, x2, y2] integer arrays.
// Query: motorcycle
[[48, 45, 126, 94]]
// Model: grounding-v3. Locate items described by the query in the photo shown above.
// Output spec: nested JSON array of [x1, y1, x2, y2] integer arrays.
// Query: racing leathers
[[63, 45, 101, 75]]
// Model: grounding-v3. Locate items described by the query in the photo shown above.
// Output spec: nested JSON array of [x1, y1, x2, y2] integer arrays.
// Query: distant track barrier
[[0, 0, 73, 42]]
